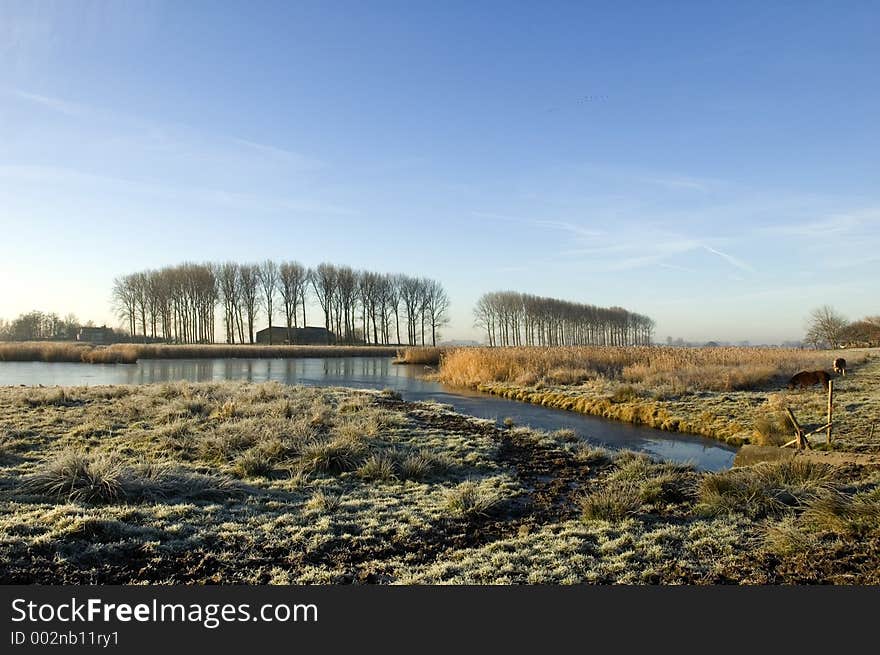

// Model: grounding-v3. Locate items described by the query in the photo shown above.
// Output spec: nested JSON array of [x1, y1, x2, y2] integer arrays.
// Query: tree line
[[112, 262, 450, 346], [473, 291, 655, 347], [0, 311, 83, 342], [805, 306, 880, 348]]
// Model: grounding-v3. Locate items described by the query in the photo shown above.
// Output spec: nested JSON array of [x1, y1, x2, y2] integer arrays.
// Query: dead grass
[[0, 342, 398, 364], [697, 460, 837, 518], [2, 381, 878, 584], [357, 452, 397, 481], [394, 347, 447, 365], [21, 450, 125, 503], [305, 490, 343, 514], [436, 347, 878, 448], [580, 485, 642, 521], [297, 438, 367, 474], [439, 346, 862, 392], [20, 449, 245, 503], [444, 480, 501, 518]]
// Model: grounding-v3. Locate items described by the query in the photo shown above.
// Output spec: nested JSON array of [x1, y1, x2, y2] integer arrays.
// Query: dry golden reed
[[393, 347, 447, 365], [437, 346, 861, 392], [0, 342, 398, 364]]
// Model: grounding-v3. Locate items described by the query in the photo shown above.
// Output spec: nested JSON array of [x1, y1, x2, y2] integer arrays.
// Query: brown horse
[[833, 357, 847, 376], [787, 370, 831, 390]]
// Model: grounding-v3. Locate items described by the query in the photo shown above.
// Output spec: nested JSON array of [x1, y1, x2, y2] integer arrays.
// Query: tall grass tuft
[[357, 452, 397, 481], [305, 490, 343, 514], [697, 460, 837, 518], [801, 489, 880, 538], [297, 438, 367, 475], [399, 450, 449, 481], [580, 484, 642, 522], [22, 450, 247, 503], [444, 481, 500, 518], [20, 450, 124, 503], [234, 447, 276, 478]]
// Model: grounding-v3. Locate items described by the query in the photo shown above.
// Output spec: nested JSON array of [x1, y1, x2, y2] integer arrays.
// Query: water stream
[[0, 357, 736, 471]]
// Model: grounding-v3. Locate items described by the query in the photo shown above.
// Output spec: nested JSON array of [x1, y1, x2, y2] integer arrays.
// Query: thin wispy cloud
[[640, 174, 713, 192], [7, 88, 323, 175], [702, 246, 756, 274], [535, 220, 604, 239], [658, 262, 699, 273], [8, 89, 92, 117], [230, 137, 324, 170], [575, 162, 726, 194], [760, 209, 880, 239], [470, 212, 605, 238], [0, 164, 354, 217]]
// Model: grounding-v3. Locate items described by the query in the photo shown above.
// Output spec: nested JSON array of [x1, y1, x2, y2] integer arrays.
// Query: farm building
[[255, 326, 334, 345], [75, 326, 116, 345]]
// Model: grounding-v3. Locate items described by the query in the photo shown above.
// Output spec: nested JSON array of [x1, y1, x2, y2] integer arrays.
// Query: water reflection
[[0, 357, 735, 471]]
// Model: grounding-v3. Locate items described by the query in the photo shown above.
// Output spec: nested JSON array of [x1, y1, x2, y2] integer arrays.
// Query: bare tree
[[425, 279, 450, 346], [217, 262, 240, 344], [805, 305, 848, 349], [388, 274, 403, 345], [279, 261, 307, 343], [336, 265, 359, 344], [112, 274, 138, 337], [311, 263, 338, 344], [239, 264, 260, 344], [257, 260, 280, 344]]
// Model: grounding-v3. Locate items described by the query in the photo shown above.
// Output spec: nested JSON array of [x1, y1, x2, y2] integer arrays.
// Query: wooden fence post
[[827, 380, 833, 444]]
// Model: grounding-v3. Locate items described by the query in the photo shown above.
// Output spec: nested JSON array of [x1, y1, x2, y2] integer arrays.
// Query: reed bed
[[437, 346, 863, 392], [393, 347, 448, 365], [0, 342, 398, 364]]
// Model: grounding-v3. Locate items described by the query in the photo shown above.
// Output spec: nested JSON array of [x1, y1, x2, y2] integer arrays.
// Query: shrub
[[124, 464, 247, 502], [21, 451, 247, 503], [752, 412, 794, 447]]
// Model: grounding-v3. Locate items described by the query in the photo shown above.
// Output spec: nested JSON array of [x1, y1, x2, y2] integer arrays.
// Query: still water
[[0, 357, 735, 471]]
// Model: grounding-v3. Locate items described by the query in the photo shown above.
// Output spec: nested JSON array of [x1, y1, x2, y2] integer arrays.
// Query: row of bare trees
[[112, 262, 450, 346], [112, 264, 218, 344], [473, 291, 655, 347], [299, 263, 450, 346]]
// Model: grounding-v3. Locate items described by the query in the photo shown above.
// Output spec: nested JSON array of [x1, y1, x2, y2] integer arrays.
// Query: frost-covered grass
[[1, 381, 878, 584]]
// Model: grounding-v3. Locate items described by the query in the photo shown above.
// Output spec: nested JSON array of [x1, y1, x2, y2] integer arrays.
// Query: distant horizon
[[2, 2, 878, 344]]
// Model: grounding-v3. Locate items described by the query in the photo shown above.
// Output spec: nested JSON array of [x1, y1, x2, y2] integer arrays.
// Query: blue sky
[[1, 1, 878, 343]]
